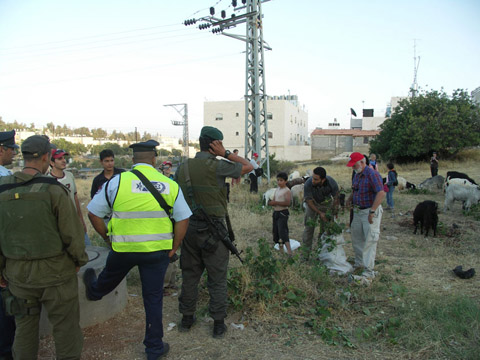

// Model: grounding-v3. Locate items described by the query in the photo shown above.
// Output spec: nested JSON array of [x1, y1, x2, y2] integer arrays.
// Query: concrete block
[[40, 246, 127, 335]]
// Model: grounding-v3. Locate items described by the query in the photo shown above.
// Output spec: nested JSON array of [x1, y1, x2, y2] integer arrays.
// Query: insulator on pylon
[[242, 0, 246, 4], [221, 10, 226, 19], [210, 7, 215, 15], [184, 19, 196, 26], [232, 0, 237, 7]]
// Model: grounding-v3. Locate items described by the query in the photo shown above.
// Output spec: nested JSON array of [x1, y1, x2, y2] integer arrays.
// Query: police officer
[[0, 130, 18, 360], [175, 126, 253, 338], [84, 140, 191, 360], [0, 130, 18, 176], [0, 135, 88, 360]]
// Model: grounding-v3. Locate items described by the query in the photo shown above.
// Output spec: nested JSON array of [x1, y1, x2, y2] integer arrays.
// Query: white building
[[204, 95, 311, 161]]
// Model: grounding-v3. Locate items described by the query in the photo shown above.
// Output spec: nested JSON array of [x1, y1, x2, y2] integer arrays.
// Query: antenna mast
[[411, 39, 421, 97]]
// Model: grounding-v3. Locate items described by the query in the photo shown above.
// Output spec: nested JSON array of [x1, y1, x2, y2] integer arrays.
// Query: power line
[[0, 33, 211, 76], [0, 23, 181, 51], [0, 27, 198, 59], [0, 51, 243, 91]]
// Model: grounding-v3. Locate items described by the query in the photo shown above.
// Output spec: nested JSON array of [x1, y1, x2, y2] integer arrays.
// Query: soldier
[[0, 130, 18, 360], [84, 140, 191, 360], [175, 126, 253, 338], [0, 135, 88, 359]]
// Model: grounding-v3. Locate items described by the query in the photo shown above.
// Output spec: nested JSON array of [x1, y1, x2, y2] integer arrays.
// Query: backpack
[[392, 170, 398, 186]]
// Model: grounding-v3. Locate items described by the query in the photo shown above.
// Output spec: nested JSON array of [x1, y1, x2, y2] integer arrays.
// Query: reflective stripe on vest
[[108, 165, 179, 252]]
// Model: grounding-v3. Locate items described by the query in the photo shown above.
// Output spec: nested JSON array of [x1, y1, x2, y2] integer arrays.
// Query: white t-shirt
[[248, 158, 259, 175], [48, 170, 77, 209]]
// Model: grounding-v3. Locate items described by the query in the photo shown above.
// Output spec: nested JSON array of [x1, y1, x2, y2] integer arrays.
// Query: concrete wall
[[40, 246, 127, 335], [311, 134, 376, 159], [362, 116, 386, 130]]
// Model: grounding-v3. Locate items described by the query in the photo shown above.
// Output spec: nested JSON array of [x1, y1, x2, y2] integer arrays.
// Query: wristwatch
[[369, 210, 375, 214], [224, 150, 232, 158]]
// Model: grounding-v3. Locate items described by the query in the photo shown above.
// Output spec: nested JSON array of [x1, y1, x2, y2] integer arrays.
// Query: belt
[[356, 206, 370, 210]]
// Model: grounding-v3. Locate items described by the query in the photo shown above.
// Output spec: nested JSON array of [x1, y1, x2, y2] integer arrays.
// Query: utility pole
[[184, 0, 271, 180], [164, 103, 189, 159]]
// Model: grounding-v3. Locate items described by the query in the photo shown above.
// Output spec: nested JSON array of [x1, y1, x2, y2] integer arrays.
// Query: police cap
[[129, 140, 159, 153], [21, 135, 51, 158], [200, 126, 223, 141], [0, 130, 19, 149]]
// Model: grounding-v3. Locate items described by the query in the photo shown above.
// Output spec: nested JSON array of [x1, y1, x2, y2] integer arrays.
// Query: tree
[[90, 142, 130, 156], [370, 89, 480, 162], [51, 138, 88, 156]]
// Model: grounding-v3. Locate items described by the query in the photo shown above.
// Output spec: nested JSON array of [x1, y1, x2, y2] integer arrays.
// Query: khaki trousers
[[351, 206, 383, 278], [9, 276, 83, 360]]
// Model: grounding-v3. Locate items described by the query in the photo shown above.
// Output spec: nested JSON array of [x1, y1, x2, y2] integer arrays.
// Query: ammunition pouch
[[1, 288, 41, 318]]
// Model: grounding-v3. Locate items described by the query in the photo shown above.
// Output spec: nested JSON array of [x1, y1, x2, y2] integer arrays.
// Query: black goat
[[446, 171, 477, 185], [413, 200, 438, 237]]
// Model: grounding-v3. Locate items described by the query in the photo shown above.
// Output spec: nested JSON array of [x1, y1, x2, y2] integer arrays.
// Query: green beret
[[200, 126, 223, 140]]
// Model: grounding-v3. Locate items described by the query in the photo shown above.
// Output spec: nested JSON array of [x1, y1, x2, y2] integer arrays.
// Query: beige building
[[310, 129, 380, 159], [204, 96, 311, 161]]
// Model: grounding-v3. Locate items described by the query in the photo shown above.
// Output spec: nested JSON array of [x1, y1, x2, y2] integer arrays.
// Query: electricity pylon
[[164, 103, 189, 159], [184, 0, 271, 180]]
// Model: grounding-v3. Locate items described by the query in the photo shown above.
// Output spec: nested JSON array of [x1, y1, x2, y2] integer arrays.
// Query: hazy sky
[[0, 0, 479, 139]]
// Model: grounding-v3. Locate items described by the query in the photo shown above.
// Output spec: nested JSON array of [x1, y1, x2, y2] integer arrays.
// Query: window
[[267, 112, 273, 120], [363, 136, 369, 144], [215, 113, 223, 121], [236, 131, 239, 136], [268, 131, 273, 139], [236, 113, 239, 117]]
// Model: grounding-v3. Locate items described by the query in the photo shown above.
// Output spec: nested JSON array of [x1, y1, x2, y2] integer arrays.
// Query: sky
[[0, 0, 479, 139]]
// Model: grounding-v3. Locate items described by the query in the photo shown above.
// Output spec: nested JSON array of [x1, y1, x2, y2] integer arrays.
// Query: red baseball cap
[[51, 148, 69, 159], [162, 161, 172, 167], [253, 153, 259, 158], [346, 152, 364, 167]]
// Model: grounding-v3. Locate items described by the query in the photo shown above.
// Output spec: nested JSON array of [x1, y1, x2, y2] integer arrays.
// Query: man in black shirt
[[90, 149, 125, 199]]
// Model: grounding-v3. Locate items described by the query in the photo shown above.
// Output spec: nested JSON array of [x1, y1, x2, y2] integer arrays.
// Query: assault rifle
[[196, 207, 243, 263]]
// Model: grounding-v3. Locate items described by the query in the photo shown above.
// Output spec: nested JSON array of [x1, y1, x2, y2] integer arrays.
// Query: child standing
[[268, 172, 293, 255], [386, 163, 397, 211]]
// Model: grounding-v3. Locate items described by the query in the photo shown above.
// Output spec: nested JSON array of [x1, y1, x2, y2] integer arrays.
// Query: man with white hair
[[346, 152, 385, 279]]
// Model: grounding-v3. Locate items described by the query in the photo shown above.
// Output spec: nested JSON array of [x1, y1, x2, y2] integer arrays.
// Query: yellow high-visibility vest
[[108, 165, 179, 252]]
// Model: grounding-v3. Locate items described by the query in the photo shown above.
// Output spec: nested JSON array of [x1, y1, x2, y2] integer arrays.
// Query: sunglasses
[[52, 149, 67, 156]]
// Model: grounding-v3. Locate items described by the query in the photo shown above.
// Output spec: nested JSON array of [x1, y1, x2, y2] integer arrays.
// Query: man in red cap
[[248, 153, 260, 193], [48, 148, 88, 241], [346, 152, 385, 279], [161, 161, 174, 180]]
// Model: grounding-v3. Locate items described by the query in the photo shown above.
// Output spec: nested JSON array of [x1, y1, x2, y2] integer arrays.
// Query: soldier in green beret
[[175, 126, 253, 338]]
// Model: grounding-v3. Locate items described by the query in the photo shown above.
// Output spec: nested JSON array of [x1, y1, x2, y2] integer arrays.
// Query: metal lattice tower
[[184, 0, 271, 180], [164, 103, 189, 159], [411, 39, 421, 97]]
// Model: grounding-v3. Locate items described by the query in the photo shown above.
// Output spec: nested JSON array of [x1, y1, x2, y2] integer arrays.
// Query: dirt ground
[[38, 166, 479, 360]]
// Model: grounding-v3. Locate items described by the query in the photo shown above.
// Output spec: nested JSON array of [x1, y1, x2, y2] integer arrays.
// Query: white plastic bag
[[274, 239, 301, 253], [318, 233, 353, 275]]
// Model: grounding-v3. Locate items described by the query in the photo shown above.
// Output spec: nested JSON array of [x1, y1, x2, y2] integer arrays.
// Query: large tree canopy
[[370, 89, 480, 162]]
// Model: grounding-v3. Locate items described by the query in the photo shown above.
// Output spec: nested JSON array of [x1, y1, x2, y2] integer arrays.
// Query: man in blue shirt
[[85, 140, 192, 360], [346, 152, 385, 279]]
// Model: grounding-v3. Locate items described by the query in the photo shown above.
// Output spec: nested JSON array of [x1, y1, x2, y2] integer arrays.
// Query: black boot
[[179, 315, 196, 332], [213, 320, 227, 339]]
